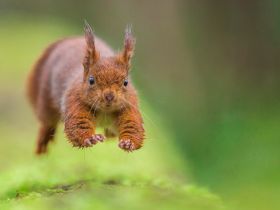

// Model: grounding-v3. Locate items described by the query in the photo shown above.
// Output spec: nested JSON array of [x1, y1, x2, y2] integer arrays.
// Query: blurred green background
[[0, 0, 279, 210]]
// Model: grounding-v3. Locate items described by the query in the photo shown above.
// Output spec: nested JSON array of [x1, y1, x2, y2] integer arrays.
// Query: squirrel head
[[82, 21, 136, 112]]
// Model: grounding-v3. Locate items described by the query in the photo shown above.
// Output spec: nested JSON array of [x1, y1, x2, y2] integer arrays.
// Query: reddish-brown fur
[[27, 22, 144, 154]]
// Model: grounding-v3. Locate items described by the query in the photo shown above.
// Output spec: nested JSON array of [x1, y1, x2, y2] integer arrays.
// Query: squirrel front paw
[[75, 134, 105, 148], [118, 139, 141, 152]]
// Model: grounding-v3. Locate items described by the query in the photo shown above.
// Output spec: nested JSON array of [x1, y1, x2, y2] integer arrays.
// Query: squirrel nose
[[104, 92, 114, 102]]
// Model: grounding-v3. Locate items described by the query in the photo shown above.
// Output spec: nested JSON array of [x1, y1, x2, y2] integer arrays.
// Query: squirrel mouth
[[103, 101, 117, 110]]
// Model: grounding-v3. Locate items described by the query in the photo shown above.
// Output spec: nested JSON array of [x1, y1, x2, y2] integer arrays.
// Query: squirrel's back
[[27, 36, 114, 114]]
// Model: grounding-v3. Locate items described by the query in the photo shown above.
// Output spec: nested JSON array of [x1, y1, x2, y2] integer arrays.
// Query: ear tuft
[[83, 20, 99, 75], [122, 24, 136, 66], [84, 20, 95, 49]]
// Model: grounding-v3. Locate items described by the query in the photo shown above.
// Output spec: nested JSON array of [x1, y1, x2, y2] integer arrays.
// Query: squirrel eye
[[124, 79, 128, 87], [88, 76, 95, 85]]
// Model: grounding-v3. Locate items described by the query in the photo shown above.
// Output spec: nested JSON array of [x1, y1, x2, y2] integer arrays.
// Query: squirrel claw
[[82, 134, 105, 147], [94, 134, 105, 142], [83, 139, 93, 147], [118, 139, 136, 152]]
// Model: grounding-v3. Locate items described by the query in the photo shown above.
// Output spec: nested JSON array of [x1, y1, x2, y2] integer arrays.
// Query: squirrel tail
[[26, 40, 62, 109], [26, 63, 40, 109]]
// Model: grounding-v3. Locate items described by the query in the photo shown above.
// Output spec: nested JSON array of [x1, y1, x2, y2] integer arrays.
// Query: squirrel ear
[[83, 20, 99, 73], [121, 25, 135, 67]]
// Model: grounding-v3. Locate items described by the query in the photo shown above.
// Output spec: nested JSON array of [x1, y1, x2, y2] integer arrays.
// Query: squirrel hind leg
[[104, 128, 117, 139], [35, 125, 57, 155]]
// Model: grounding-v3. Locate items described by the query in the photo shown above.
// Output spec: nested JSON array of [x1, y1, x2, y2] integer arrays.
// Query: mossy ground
[[0, 113, 225, 210]]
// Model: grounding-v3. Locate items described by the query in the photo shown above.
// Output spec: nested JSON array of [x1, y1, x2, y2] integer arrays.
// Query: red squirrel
[[27, 22, 145, 154]]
